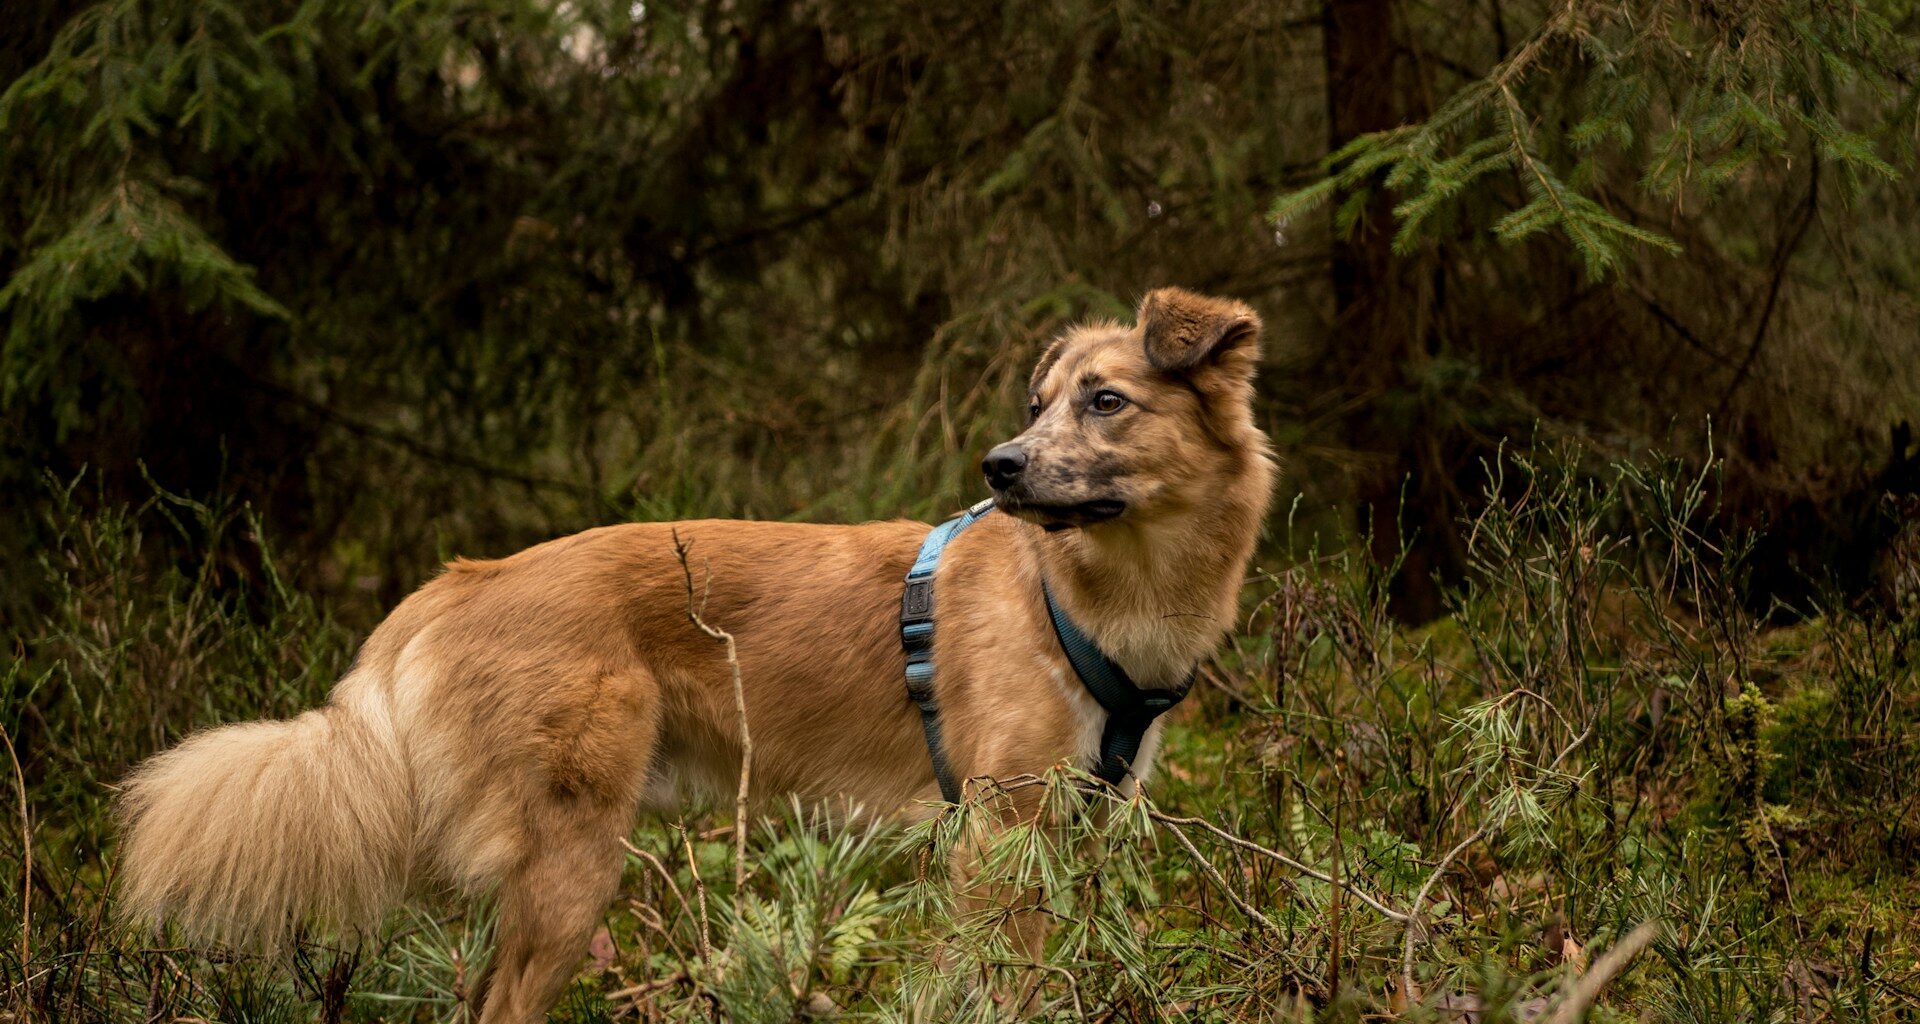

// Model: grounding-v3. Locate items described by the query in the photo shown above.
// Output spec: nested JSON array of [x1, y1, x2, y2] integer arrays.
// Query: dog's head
[[985, 287, 1270, 532]]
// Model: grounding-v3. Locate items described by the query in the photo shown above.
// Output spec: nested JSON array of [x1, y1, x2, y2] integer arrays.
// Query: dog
[[116, 286, 1276, 1022]]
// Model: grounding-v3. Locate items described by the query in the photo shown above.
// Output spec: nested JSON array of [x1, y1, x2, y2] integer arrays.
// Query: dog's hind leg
[[473, 808, 630, 1023], [474, 667, 660, 1024]]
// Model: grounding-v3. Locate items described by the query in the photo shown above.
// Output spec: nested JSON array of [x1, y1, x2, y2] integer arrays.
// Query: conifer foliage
[[2, 0, 1916, 603], [1280, 1, 1913, 278]]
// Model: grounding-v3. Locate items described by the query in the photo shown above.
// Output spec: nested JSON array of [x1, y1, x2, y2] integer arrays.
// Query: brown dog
[[116, 287, 1276, 1022]]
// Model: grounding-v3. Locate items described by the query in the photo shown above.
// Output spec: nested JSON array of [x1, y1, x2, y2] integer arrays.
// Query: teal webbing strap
[[1042, 581, 1195, 786], [900, 498, 995, 803]]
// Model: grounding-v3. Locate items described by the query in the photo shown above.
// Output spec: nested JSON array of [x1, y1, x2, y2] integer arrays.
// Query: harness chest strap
[[899, 499, 1195, 803], [1040, 579, 1194, 783], [898, 498, 995, 803]]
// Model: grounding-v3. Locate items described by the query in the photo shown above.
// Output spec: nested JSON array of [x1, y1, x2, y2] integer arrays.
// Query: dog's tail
[[116, 684, 414, 949]]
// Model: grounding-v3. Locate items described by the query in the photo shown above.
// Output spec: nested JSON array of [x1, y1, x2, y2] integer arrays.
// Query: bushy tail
[[117, 690, 414, 949]]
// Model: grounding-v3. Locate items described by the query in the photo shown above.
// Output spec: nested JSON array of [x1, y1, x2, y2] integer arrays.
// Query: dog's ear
[[1138, 287, 1262, 378], [1028, 337, 1069, 392]]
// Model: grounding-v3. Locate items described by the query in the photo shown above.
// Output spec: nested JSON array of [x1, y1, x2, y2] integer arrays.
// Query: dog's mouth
[[998, 497, 1128, 531]]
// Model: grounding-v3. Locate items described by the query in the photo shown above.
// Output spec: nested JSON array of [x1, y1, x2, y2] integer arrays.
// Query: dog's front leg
[[939, 776, 1058, 1016]]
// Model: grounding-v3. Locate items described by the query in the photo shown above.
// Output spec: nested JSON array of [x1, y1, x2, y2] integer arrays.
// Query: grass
[[3, 443, 1918, 1023]]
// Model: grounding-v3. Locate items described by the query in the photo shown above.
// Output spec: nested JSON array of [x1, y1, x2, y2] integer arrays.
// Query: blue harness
[[899, 499, 1195, 802]]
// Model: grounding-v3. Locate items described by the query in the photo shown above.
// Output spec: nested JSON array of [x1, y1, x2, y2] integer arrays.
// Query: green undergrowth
[[3, 444, 1917, 1022]]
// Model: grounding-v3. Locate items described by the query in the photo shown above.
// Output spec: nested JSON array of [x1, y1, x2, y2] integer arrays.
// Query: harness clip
[[901, 579, 934, 621]]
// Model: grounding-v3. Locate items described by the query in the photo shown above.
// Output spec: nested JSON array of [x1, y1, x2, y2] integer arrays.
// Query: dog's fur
[[116, 287, 1275, 1022]]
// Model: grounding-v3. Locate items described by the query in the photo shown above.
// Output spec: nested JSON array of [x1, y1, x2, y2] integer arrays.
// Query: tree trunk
[[1320, 0, 1451, 621]]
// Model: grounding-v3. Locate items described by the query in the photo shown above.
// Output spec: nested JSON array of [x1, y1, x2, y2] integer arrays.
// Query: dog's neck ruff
[[899, 498, 1195, 803]]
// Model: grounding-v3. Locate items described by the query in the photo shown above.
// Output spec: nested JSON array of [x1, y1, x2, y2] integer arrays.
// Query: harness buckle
[[901, 579, 934, 622]]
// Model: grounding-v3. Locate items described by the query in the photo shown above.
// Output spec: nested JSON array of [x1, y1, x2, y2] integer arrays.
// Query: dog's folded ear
[[1138, 287, 1262, 377], [1028, 337, 1069, 392]]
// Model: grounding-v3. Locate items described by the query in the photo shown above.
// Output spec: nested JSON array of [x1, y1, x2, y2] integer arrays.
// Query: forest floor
[[5, 448, 1919, 1023]]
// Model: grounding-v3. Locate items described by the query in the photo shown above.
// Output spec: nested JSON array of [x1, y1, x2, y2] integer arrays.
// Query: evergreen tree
[[3, 0, 1915, 616]]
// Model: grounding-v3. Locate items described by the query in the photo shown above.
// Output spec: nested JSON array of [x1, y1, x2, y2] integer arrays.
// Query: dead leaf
[[1561, 934, 1587, 973]]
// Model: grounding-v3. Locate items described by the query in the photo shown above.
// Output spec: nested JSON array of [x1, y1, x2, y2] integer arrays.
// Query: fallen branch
[[1075, 778, 1410, 927], [1550, 921, 1659, 1024], [1159, 815, 1283, 935], [621, 838, 700, 953], [1147, 809, 1411, 924]]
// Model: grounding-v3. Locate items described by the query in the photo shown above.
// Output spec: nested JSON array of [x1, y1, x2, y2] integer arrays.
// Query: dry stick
[[1159, 817, 1281, 935], [68, 857, 119, 1018], [155, 951, 218, 1013], [675, 825, 715, 967], [1153, 940, 1256, 971], [671, 529, 751, 892], [1400, 723, 1596, 1000], [1151, 810, 1410, 923], [1035, 963, 1086, 1021], [606, 968, 692, 1004], [621, 839, 699, 943], [2, 725, 30, 980], [1036, 776, 1416, 955], [1548, 921, 1659, 1024], [1327, 757, 1345, 995], [627, 900, 700, 1003], [1029, 775, 1408, 931]]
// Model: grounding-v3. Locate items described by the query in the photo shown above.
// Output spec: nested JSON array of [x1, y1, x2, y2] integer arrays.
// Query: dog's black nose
[[982, 443, 1028, 489]]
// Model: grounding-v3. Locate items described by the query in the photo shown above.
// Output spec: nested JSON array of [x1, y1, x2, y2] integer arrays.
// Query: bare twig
[[674, 825, 714, 966], [1083, 785, 1411, 924], [627, 900, 700, 996], [1035, 963, 1085, 1021], [218, 353, 600, 501], [67, 857, 118, 1018], [622, 838, 697, 938], [3, 723, 31, 978], [1717, 154, 1821, 414], [993, 772, 1410, 934], [606, 968, 692, 1004], [1399, 822, 1488, 1001], [319, 947, 360, 1024], [1158, 814, 1282, 935], [1549, 921, 1660, 1024], [671, 529, 752, 891]]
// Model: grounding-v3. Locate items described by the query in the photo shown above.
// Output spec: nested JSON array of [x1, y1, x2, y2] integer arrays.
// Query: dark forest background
[[5, 2, 1920, 1022], [6, 0, 1917, 622]]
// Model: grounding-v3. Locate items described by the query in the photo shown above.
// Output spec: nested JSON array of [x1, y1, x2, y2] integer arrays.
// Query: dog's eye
[[1089, 390, 1129, 415], [1027, 400, 1042, 423]]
